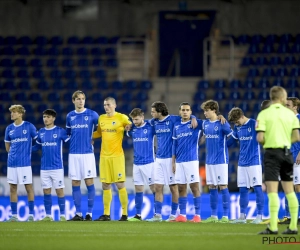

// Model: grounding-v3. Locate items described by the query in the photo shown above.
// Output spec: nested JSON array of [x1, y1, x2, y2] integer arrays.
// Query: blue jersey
[[202, 120, 232, 164], [66, 108, 99, 154], [4, 121, 37, 167], [127, 121, 155, 165], [35, 126, 70, 170], [231, 119, 261, 167], [172, 119, 203, 163], [151, 115, 181, 159], [291, 113, 300, 162]]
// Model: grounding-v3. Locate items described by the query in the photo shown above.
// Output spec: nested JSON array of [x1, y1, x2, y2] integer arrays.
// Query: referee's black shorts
[[264, 148, 294, 182]]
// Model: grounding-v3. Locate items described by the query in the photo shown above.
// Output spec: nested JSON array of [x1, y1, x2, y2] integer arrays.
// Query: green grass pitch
[[0, 221, 299, 250]]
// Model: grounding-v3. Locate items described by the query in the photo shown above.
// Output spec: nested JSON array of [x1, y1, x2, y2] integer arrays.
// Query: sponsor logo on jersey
[[71, 124, 88, 129], [177, 132, 193, 138], [23, 130, 27, 134], [240, 136, 253, 141], [53, 134, 57, 138], [102, 129, 117, 133], [133, 137, 149, 142], [11, 138, 28, 143], [205, 134, 219, 139], [9, 130, 14, 135], [156, 128, 171, 133], [70, 116, 76, 121], [40, 133, 45, 138], [42, 142, 57, 146], [175, 125, 180, 130]]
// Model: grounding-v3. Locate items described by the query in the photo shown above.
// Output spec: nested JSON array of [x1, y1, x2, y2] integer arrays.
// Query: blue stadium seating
[[112, 80, 123, 90], [251, 34, 264, 44], [67, 36, 80, 45], [229, 91, 241, 100], [239, 101, 250, 112], [97, 80, 109, 90], [94, 69, 106, 80], [269, 56, 282, 66], [52, 80, 65, 90], [193, 92, 206, 101], [243, 91, 256, 100], [65, 80, 79, 90], [121, 92, 133, 102], [197, 80, 209, 89], [107, 58, 118, 68], [47, 58, 59, 68], [247, 68, 260, 77], [78, 59, 89, 67], [50, 70, 63, 79], [47, 92, 60, 102], [276, 67, 288, 77], [134, 91, 148, 102], [16, 47, 30, 56], [272, 78, 285, 86], [48, 47, 60, 56], [126, 80, 138, 89], [18, 80, 30, 90], [14, 92, 27, 101], [258, 90, 269, 100], [255, 56, 268, 66], [262, 67, 275, 77], [37, 80, 50, 90], [36, 104, 48, 112], [29, 92, 43, 102], [262, 44, 275, 54], [34, 47, 48, 56], [0, 58, 13, 67], [214, 79, 226, 88], [50, 36, 63, 45], [91, 48, 102, 56], [140, 80, 152, 90], [214, 91, 226, 100], [4, 36, 17, 45], [81, 36, 94, 44], [18, 36, 32, 45], [94, 36, 108, 44], [288, 90, 299, 98], [62, 59, 74, 68], [35, 36, 48, 45], [258, 78, 271, 88], [287, 78, 299, 88], [279, 33, 292, 44], [30, 58, 43, 67], [248, 44, 260, 54], [277, 43, 290, 54], [17, 69, 30, 79], [3, 80, 16, 89], [79, 70, 91, 79], [81, 80, 93, 90], [2, 69, 14, 78], [229, 79, 241, 88], [63, 93, 73, 102], [52, 104, 64, 113], [23, 104, 34, 113], [32, 70, 45, 79], [1, 47, 15, 56], [290, 67, 300, 77], [62, 47, 74, 56], [64, 70, 77, 79], [92, 58, 104, 67], [77, 47, 88, 56], [265, 34, 278, 45], [241, 57, 254, 67], [243, 78, 256, 88], [283, 55, 296, 66]]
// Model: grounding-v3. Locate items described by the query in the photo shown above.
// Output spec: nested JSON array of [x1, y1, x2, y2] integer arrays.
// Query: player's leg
[[295, 184, 300, 224], [116, 182, 128, 221], [293, 163, 300, 224], [83, 153, 97, 221], [250, 165, 264, 224], [202, 164, 218, 223], [218, 164, 230, 223], [41, 188, 53, 221], [22, 166, 34, 221], [7, 167, 18, 222], [232, 166, 248, 224], [68, 154, 83, 221], [53, 169, 66, 221], [174, 162, 187, 222]]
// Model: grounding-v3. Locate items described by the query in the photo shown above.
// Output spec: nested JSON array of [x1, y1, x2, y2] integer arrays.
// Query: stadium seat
[[283, 55, 296, 66], [36, 104, 48, 112], [279, 33, 292, 44], [121, 92, 133, 102], [52, 80, 65, 90], [291, 43, 300, 53], [78, 59, 89, 67], [50, 36, 63, 45], [119, 104, 133, 114], [50, 70, 63, 79], [91, 93, 103, 102], [37, 80, 50, 90], [94, 36, 108, 44], [62, 59, 74, 68], [106, 92, 118, 100], [29, 92, 43, 102], [77, 47, 88, 56], [30, 58, 43, 67], [0, 92, 12, 101], [243, 91, 256, 100], [261, 44, 275, 54], [81, 36, 94, 44], [106, 58, 118, 68], [32, 70, 45, 79], [67, 36, 80, 45], [258, 78, 271, 88], [265, 34, 278, 45], [0, 58, 13, 67], [229, 91, 241, 100], [34, 47, 48, 56], [253, 102, 262, 112], [94, 69, 106, 80], [47, 58, 58, 68], [240, 57, 254, 67], [17, 69, 29, 79], [1, 47, 15, 56], [255, 56, 268, 66], [269, 56, 282, 66], [111, 80, 123, 90], [214, 91, 226, 100], [134, 91, 148, 102], [197, 80, 210, 90], [97, 80, 109, 90], [224, 102, 236, 113], [288, 90, 299, 98], [290, 67, 300, 77], [23, 104, 34, 113], [251, 34, 264, 44], [14, 92, 27, 101], [64, 70, 77, 80], [140, 80, 152, 90], [105, 47, 116, 56], [62, 47, 74, 56], [66, 81, 79, 90], [247, 68, 260, 78], [14, 58, 27, 68], [126, 80, 138, 89], [52, 104, 64, 113], [47, 92, 60, 102], [81, 80, 93, 90], [287, 78, 299, 88], [4, 36, 17, 45], [63, 93, 73, 102], [35, 36, 48, 46], [258, 90, 269, 100], [272, 78, 285, 86], [3, 80, 16, 89], [193, 92, 206, 101], [239, 101, 250, 112], [214, 79, 226, 88], [91, 47, 102, 56], [2, 69, 14, 78], [276, 67, 288, 77], [229, 79, 242, 88], [79, 70, 91, 79], [110, 36, 120, 44], [18, 80, 31, 90], [243, 78, 256, 88], [92, 58, 104, 67], [48, 47, 60, 56], [277, 43, 290, 54], [237, 34, 250, 45], [18, 36, 32, 45], [247, 44, 260, 54], [262, 67, 275, 77]]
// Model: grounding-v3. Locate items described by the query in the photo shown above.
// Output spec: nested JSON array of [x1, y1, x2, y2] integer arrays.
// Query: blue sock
[[135, 192, 143, 215], [221, 188, 230, 217], [193, 196, 201, 216], [87, 184, 95, 214], [296, 192, 300, 217], [285, 196, 290, 217], [178, 197, 187, 215], [28, 200, 34, 215], [239, 187, 249, 214], [44, 194, 52, 215], [253, 185, 264, 216], [209, 189, 218, 216], [11, 202, 17, 215], [58, 197, 65, 215], [72, 186, 82, 213], [153, 192, 156, 213], [155, 201, 162, 214], [171, 202, 178, 216]]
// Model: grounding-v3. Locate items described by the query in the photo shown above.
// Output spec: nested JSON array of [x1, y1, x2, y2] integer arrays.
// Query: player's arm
[[5, 142, 10, 153], [92, 116, 102, 139], [217, 114, 227, 125], [227, 126, 238, 147], [172, 127, 178, 173], [291, 129, 300, 143], [256, 132, 265, 145], [32, 143, 42, 152], [295, 151, 300, 165]]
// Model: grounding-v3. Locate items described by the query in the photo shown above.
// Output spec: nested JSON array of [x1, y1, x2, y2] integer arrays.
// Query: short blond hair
[[72, 90, 86, 100], [9, 104, 26, 114], [270, 86, 286, 101]]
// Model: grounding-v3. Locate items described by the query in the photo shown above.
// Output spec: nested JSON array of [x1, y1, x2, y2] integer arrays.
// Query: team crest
[[248, 127, 251, 132], [100, 122, 105, 127], [53, 134, 57, 138], [87, 170, 91, 176], [143, 129, 147, 134], [253, 177, 256, 184], [112, 121, 116, 126], [118, 173, 122, 179], [214, 126, 218, 131], [70, 116, 76, 121], [295, 176, 298, 183], [58, 181, 62, 186], [217, 176, 221, 182], [170, 177, 173, 181], [190, 175, 194, 182], [23, 130, 27, 134], [23, 176, 27, 182], [84, 116, 88, 121]]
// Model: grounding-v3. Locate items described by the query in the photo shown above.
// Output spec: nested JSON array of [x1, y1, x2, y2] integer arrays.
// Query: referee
[[256, 86, 300, 235]]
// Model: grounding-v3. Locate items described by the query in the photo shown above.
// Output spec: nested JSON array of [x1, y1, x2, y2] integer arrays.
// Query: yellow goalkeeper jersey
[[93, 112, 131, 157]]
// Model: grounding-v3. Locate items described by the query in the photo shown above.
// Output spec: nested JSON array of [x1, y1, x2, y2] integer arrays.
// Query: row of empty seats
[[241, 55, 300, 67], [232, 33, 300, 45], [247, 67, 300, 77], [0, 36, 120, 46]]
